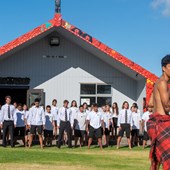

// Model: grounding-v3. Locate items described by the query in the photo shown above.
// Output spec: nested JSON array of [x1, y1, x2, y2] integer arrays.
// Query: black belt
[[4, 120, 14, 122]]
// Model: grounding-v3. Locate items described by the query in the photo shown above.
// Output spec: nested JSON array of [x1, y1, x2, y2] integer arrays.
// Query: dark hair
[[112, 102, 119, 115], [46, 105, 51, 109], [17, 103, 22, 107], [79, 105, 83, 108], [93, 103, 98, 108], [63, 100, 69, 104], [161, 55, 170, 67], [122, 101, 129, 109], [132, 103, 138, 109], [5, 96, 11, 100], [34, 98, 40, 103], [71, 100, 77, 107], [52, 99, 57, 103]]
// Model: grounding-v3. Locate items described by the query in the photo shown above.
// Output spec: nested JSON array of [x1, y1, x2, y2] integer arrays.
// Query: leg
[[127, 138, 132, 149], [66, 123, 72, 148], [29, 134, 34, 148], [8, 122, 14, 147], [75, 137, 78, 147], [143, 140, 147, 149], [58, 122, 65, 148], [2, 122, 8, 147], [38, 134, 44, 149], [98, 138, 103, 150], [80, 137, 83, 148], [88, 138, 93, 149], [117, 136, 122, 149]]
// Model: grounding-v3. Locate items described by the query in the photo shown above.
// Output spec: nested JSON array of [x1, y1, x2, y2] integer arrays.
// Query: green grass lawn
[[0, 146, 151, 170]]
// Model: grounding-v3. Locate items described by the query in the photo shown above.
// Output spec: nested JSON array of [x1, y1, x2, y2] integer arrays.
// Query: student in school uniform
[[83, 102, 90, 145], [23, 104, 30, 147], [74, 105, 88, 147], [141, 106, 153, 149], [102, 105, 112, 147], [86, 103, 104, 150], [28, 98, 45, 149], [70, 100, 78, 118], [51, 99, 58, 137], [117, 101, 133, 149], [111, 102, 119, 138], [44, 105, 55, 147], [131, 105, 141, 147], [57, 100, 73, 148], [0, 96, 15, 148], [13, 104, 25, 145]]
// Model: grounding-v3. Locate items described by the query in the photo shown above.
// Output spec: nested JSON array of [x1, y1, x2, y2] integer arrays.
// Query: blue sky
[[0, 0, 170, 77]]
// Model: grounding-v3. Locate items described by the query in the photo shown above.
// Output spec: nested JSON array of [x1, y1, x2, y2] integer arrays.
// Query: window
[[97, 85, 111, 94], [80, 84, 96, 94], [80, 84, 112, 107]]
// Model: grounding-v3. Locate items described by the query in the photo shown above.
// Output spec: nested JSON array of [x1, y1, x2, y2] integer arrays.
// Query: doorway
[[0, 86, 29, 105]]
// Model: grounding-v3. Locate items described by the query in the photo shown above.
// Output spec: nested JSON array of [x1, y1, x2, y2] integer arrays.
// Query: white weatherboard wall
[[0, 31, 145, 107]]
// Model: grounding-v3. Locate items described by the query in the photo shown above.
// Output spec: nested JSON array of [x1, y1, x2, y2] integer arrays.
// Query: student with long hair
[[117, 101, 132, 149], [112, 102, 119, 138], [51, 99, 58, 138], [103, 105, 112, 146]]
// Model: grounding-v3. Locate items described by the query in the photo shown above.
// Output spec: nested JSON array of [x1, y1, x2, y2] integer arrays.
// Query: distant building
[[0, 11, 158, 110]]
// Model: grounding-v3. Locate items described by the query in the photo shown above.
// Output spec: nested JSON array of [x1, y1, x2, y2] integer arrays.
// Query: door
[[27, 89, 45, 108]]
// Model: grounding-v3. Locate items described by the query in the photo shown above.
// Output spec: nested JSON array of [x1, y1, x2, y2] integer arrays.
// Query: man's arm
[[148, 93, 154, 108], [158, 80, 170, 113]]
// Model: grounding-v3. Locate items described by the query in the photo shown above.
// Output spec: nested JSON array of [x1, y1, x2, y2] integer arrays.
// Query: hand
[[103, 128, 105, 132], [0, 124, 3, 129], [118, 127, 121, 131], [43, 125, 45, 130], [57, 126, 60, 129]]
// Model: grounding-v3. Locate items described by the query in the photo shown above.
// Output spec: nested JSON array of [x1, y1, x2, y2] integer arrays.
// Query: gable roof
[[0, 14, 158, 82]]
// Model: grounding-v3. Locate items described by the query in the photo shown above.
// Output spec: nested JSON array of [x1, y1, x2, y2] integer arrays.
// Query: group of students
[[0, 95, 152, 150]]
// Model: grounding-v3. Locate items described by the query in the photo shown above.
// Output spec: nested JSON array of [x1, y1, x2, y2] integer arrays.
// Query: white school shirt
[[14, 109, 25, 127], [24, 111, 29, 121], [117, 109, 133, 127], [57, 107, 73, 127], [142, 111, 152, 132], [0, 104, 15, 124], [132, 112, 141, 130], [112, 112, 119, 118], [74, 111, 87, 131], [45, 112, 54, 131], [51, 106, 59, 121], [70, 107, 78, 119], [28, 106, 45, 126], [86, 111, 104, 129], [103, 112, 112, 128]]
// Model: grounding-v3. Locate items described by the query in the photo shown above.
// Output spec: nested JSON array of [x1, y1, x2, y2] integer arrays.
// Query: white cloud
[[151, 0, 170, 16]]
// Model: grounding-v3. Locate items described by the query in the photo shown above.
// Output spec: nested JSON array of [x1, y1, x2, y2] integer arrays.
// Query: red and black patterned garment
[[147, 113, 170, 170]]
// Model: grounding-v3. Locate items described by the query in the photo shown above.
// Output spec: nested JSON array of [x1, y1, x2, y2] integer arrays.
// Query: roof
[[0, 14, 158, 82]]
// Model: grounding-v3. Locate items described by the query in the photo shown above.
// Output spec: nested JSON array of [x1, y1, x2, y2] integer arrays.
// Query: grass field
[[0, 145, 151, 170]]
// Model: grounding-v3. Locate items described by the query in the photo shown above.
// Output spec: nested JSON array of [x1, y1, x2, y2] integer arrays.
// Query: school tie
[[8, 105, 11, 119], [125, 110, 128, 123], [65, 108, 67, 121]]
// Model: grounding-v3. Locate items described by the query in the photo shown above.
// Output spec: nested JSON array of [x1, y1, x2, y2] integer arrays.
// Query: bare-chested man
[[147, 55, 170, 170]]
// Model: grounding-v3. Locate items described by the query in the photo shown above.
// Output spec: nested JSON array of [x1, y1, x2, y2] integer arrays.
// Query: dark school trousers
[[58, 121, 72, 148], [3, 120, 14, 147]]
